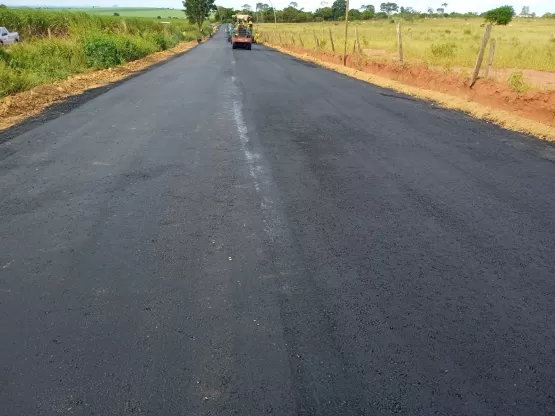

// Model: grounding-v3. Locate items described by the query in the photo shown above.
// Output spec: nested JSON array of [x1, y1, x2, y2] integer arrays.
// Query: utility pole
[[343, 0, 349, 65]]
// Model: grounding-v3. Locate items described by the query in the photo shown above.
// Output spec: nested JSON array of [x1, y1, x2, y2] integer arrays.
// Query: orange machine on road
[[231, 14, 253, 50]]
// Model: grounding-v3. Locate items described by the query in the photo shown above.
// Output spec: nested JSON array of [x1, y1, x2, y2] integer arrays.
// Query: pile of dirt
[[270, 44, 555, 139], [0, 41, 199, 131]]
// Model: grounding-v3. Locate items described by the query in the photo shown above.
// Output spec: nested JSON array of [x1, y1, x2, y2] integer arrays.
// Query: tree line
[[184, 0, 552, 37], [213, 2, 553, 23]]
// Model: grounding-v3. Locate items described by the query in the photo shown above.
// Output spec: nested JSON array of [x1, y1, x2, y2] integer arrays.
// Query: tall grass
[[259, 18, 555, 71], [0, 8, 191, 37], [0, 8, 204, 98]]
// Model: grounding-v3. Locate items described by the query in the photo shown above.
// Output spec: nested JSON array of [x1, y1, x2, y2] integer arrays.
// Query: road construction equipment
[[231, 15, 253, 50]]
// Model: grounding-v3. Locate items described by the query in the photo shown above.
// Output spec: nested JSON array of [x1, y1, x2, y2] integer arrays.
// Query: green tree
[[331, 0, 346, 19], [261, 6, 275, 21], [379, 2, 398, 16], [215, 6, 234, 22], [282, 6, 299, 22], [314, 6, 334, 20], [183, 0, 217, 35], [360, 4, 375, 19], [255, 2, 264, 21], [483, 5, 514, 25], [361, 9, 375, 19], [348, 8, 361, 19]]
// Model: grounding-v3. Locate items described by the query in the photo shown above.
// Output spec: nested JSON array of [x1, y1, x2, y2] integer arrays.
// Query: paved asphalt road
[[1, 29, 555, 416]]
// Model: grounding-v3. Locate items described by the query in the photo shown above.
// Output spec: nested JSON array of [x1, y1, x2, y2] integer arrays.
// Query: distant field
[[259, 18, 555, 72], [39, 7, 186, 19]]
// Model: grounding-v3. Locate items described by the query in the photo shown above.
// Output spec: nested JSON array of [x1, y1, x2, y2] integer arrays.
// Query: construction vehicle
[[231, 14, 253, 50]]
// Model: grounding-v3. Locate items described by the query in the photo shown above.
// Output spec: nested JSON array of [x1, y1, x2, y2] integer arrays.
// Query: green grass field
[[259, 18, 555, 71], [18, 7, 186, 19]]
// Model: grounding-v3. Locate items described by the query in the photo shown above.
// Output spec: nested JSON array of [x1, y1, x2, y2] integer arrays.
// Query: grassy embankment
[[0, 8, 207, 98], [259, 19, 555, 72]]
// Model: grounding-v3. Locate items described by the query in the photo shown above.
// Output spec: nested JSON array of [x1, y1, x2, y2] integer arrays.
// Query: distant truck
[[0, 27, 19, 45], [230, 14, 253, 50]]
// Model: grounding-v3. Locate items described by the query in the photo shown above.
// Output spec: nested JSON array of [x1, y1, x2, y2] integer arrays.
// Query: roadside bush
[[0, 47, 9, 64], [507, 71, 529, 92], [117, 36, 157, 61], [83, 34, 156, 68], [149, 32, 179, 50], [431, 43, 457, 57], [82, 35, 122, 68], [3, 39, 84, 81], [463, 28, 471, 35], [0, 62, 34, 96], [0, 39, 85, 97]]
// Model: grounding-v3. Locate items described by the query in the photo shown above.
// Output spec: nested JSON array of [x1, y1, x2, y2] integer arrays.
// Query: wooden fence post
[[396, 22, 403, 64], [484, 38, 496, 79], [299, 34, 304, 47], [469, 23, 492, 88], [355, 26, 362, 54], [342, 0, 350, 65], [329, 28, 335, 52], [279, 32, 282, 44]]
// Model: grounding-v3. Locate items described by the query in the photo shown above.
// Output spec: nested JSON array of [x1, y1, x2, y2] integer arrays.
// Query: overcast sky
[[3, 0, 552, 15]]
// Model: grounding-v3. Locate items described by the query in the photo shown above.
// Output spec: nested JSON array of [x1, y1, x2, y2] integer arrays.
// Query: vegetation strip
[[268, 44, 555, 141], [0, 8, 208, 99]]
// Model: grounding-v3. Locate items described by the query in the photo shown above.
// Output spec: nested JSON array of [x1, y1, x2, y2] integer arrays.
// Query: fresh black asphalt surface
[[1, 29, 555, 415]]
